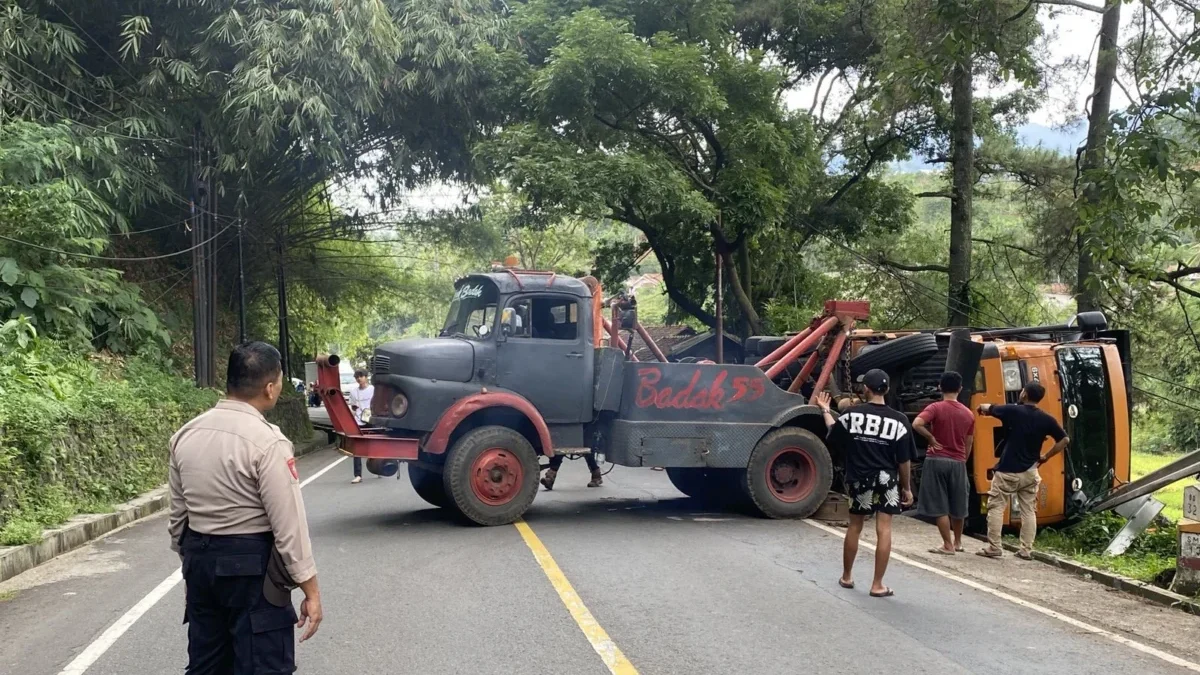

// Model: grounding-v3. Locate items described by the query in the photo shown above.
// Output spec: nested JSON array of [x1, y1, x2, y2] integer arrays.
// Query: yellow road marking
[[514, 520, 639, 675]]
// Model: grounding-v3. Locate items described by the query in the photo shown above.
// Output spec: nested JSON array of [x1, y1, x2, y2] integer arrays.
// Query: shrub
[[0, 334, 217, 540]]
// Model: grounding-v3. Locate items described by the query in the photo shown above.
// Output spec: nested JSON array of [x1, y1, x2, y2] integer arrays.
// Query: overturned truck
[[316, 270, 880, 525]]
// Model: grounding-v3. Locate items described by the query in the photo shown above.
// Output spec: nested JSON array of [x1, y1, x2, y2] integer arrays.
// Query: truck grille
[[373, 355, 391, 374]]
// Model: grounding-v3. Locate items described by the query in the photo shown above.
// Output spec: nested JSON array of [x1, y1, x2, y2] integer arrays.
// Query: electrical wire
[[1133, 385, 1200, 415], [799, 221, 1016, 328], [0, 220, 234, 262], [1133, 369, 1200, 399]]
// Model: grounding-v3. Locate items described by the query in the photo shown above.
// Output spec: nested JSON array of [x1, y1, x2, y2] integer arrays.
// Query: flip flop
[[956, 546, 964, 553], [976, 548, 1002, 559], [928, 547, 955, 555], [838, 579, 855, 589], [1017, 551, 1034, 560], [869, 587, 895, 598]]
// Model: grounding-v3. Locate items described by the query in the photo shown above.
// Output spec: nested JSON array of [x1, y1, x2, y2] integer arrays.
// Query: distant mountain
[[888, 123, 1086, 173]]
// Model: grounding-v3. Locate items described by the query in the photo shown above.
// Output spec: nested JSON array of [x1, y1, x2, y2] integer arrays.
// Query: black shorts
[[846, 470, 902, 516]]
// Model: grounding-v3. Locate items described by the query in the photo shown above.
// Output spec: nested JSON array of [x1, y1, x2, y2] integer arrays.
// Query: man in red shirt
[[914, 371, 975, 554]]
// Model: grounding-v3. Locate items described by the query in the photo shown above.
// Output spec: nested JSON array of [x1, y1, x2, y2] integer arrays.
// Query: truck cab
[[369, 271, 598, 452]]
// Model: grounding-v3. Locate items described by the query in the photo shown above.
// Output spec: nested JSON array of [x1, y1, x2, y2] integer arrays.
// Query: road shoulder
[[840, 514, 1200, 664]]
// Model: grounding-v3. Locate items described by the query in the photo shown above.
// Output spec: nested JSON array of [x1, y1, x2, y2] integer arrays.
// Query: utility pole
[[190, 133, 217, 388], [277, 221, 291, 381], [715, 248, 724, 364], [237, 212, 247, 344]]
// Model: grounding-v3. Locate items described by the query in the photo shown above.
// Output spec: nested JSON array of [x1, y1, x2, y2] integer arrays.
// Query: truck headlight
[[1001, 361, 1022, 392], [390, 393, 409, 417]]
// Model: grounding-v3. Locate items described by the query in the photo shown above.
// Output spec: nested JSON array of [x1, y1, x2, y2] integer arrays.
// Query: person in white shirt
[[347, 370, 374, 484]]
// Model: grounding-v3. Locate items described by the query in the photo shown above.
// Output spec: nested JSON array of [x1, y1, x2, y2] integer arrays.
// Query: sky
[[341, 4, 1131, 213]]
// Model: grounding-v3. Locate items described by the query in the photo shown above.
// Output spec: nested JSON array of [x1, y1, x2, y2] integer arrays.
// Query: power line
[[1133, 385, 1200, 416], [46, 2, 180, 137], [799, 221, 1015, 328], [1134, 369, 1200, 398], [0, 220, 234, 262], [1, 63, 187, 148], [2, 49, 188, 148]]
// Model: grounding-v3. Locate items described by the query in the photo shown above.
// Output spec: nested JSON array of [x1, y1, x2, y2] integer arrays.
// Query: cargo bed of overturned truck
[[314, 270, 867, 526]]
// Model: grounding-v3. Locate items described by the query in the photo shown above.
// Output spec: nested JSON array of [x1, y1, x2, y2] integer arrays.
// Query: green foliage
[[1026, 512, 1178, 585], [0, 333, 217, 542], [0, 121, 168, 352]]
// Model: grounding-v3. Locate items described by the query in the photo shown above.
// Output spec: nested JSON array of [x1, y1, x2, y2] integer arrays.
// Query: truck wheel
[[443, 426, 540, 526], [849, 333, 938, 376], [744, 428, 833, 519], [407, 463, 449, 508]]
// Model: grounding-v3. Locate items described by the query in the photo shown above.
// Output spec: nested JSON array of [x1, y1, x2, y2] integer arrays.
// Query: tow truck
[[315, 269, 870, 525]]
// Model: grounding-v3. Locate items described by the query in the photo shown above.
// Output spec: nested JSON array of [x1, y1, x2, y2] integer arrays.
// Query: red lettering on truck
[[635, 367, 762, 410]]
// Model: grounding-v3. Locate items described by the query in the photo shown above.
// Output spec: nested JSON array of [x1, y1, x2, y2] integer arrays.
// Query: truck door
[[496, 294, 594, 424]]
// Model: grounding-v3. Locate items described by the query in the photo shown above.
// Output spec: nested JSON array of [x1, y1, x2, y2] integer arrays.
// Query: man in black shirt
[[817, 369, 914, 598], [977, 381, 1069, 560]]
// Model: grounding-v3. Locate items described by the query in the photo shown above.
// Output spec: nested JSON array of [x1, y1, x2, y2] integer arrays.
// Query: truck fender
[[767, 405, 828, 437], [424, 391, 554, 457]]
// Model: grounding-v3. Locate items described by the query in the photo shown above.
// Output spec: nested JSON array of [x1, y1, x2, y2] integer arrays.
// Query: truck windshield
[[441, 280, 499, 339], [1057, 346, 1113, 500]]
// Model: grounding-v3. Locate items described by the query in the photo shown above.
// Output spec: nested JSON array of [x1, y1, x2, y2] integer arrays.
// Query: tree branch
[[975, 237, 1042, 258], [915, 191, 952, 198], [1036, 0, 1105, 12], [876, 257, 950, 274], [612, 199, 718, 328], [823, 133, 901, 207]]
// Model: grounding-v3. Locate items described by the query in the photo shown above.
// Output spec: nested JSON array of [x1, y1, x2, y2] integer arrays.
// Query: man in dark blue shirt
[[976, 381, 1069, 560]]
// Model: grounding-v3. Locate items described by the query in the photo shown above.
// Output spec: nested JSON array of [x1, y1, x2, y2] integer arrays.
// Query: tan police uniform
[[168, 398, 315, 674]]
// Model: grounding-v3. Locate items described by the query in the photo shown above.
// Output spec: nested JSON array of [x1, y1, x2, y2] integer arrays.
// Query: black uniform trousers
[[181, 529, 297, 674], [548, 453, 599, 472]]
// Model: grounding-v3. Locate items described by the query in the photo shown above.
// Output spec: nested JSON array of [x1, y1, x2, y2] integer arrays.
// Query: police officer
[[168, 342, 322, 674]]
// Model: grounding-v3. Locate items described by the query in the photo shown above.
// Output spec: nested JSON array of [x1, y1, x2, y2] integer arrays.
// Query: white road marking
[[803, 519, 1200, 673], [57, 454, 347, 675]]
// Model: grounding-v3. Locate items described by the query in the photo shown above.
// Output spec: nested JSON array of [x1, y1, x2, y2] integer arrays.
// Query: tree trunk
[[947, 58, 974, 327], [739, 238, 753, 338], [1077, 0, 1121, 314], [721, 250, 764, 335]]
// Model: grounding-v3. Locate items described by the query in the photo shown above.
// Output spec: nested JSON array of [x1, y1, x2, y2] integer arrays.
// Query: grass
[[1131, 450, 1188, 522]]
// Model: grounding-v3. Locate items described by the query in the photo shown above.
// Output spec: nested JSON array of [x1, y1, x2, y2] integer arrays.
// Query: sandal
[[976, 548, 1002, 559], [1017, 551, 1034, 560], [928, 547, 956, 556], [869, 587, 895, 598], [838, 579, 855, 589]]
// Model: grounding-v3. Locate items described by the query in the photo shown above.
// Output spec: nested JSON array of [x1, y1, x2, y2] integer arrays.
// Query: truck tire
[[849, 333, 938, 376], [443, 426, 540, 526], [744, 427, 833, 519], [407, 463, 449, 508], [667, 467, 750, 507]]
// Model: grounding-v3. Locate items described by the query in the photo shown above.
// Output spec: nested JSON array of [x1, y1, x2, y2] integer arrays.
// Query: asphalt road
[[2, 445, 1197, 675]]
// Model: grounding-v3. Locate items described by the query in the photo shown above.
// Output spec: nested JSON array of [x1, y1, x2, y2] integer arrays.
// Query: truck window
[[507, 296, 578, 341], [441, 281, 499, 339], [1057, 346, 1113, 496]]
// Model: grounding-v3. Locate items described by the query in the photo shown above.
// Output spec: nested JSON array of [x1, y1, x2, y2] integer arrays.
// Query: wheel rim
[[470, 448, 524, 506], [766, 447, 816, 503]]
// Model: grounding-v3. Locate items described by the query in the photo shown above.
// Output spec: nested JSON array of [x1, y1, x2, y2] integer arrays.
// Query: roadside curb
[[0, 433, 334, 585], [991, 538, 1200, 616]]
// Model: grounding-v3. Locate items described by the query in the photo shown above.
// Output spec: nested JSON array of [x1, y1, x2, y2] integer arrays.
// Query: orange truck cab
[[843, 316, 1132, 529]]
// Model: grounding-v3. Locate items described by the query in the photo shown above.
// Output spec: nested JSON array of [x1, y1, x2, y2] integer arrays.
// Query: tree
[[866, 0, 1042, 325], [478, 0, 914, 333]]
